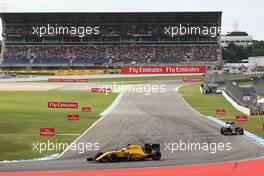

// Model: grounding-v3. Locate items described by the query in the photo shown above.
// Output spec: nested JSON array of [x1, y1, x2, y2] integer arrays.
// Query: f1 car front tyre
[[86, 157, 93, 161], [220, 127, 228, 135], [109, 153, 119, 162]]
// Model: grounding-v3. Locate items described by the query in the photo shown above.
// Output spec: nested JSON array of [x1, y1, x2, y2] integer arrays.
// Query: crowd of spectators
[[3, 45, 218, 64]]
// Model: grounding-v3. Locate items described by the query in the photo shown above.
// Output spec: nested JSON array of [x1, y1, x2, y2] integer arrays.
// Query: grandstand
[[0, 12, 222, 70]]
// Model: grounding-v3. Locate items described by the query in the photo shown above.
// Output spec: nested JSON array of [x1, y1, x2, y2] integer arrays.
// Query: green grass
[[256, 81, 264, 96], [179, 84, 264, 138], [0, 91, 117, 160], [257, 81, 264, 89]]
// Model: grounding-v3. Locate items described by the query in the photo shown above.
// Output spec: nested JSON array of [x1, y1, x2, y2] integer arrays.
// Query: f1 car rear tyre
[[144, 143, 151, 153], [239, 128, 244, 135], [152, 151, 161, 160]]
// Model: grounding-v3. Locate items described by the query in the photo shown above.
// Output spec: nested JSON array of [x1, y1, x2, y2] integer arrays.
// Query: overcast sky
[[0, 0, 264, 40]]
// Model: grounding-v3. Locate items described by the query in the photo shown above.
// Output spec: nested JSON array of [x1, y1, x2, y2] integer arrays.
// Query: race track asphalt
[[1, 81, 264, 172]]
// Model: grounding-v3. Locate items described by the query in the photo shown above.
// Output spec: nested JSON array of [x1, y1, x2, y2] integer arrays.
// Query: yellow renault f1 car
[[87, 144, 161, 162]]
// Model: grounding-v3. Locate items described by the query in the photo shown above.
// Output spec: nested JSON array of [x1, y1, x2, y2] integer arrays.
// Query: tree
[[222, 40, 264, 63]]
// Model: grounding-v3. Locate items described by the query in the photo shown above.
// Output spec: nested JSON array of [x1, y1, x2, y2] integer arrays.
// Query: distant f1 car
[[215, 89, 223, 94], [220, 122, 244, 135], [87, 144, 161, 162]]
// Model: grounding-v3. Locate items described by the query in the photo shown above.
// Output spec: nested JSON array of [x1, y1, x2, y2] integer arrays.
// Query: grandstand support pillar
[[0, 15, 5, 64], [0, 38, 5, 64], [218, 35, 222, 65]]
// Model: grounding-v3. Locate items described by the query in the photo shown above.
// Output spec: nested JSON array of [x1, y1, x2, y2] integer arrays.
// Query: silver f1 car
[[220, 122, 244, 135]]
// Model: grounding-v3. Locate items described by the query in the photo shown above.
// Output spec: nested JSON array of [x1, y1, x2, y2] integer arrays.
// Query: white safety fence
[[222, 90, 251, 115]]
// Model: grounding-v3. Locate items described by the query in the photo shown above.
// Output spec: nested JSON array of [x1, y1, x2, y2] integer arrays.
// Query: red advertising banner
[[182, 77, 204, 82], [68, 114, 80, 120], [74, 79, 89, 83], [91, 87, 112, 93], [216, 109, 226, 115], [121, 66, 206, 74], [48, 79, 88, 83], [48, 102, 78, 109], [40, 128, 55, 136], [48, 79, 64, 82], [82, 107, 92, 112], [235, 115, 248, 122]]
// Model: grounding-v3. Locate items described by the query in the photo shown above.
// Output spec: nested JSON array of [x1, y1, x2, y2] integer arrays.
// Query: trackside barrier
[[182, 77, 204, 82], [222, 90, 251, 115], [48, 78, 89, 82], [225, 81, 256, 108], [0, 69, 104, 75]]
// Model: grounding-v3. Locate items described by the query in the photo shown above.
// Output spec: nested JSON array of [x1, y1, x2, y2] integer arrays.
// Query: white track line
[[56, 92, 125, 159]]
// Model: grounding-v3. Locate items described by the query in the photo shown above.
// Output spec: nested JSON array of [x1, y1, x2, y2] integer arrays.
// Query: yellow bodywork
[[96, 145, 150, 161]]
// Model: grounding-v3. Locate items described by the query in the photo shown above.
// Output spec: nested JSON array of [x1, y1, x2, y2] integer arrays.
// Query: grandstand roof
[[0, 12, 222, 24]]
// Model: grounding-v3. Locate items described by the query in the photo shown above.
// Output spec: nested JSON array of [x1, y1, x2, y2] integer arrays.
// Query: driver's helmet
[[121, 148, 128, 152]]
